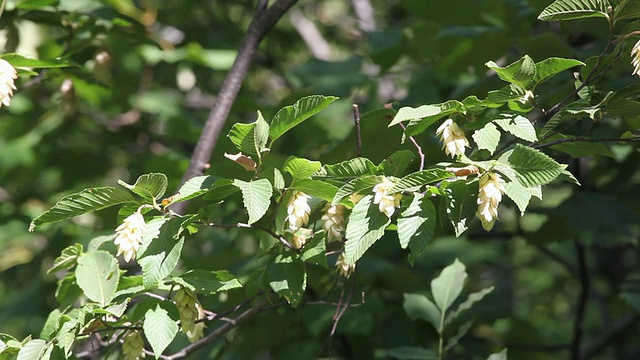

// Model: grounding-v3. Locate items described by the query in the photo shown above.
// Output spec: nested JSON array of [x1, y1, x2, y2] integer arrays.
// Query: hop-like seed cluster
[[0, 59, 17, 108], [122, 330, 145, 360], [436, 119, 469, 158], [114, 210, 146, 262], [186, 302, 205, 343], [476, 172, 506, 231], [321, 204, 346, 242], [287, 191, 312, 230], [372, 177, 402, 218], [335, 252, 355, 278], [174, 288, 204, 340], [632, 39, 640, 77]]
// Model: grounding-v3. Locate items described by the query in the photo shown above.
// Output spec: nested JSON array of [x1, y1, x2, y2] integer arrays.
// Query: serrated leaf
[[166, 175, 219, 206], [233, 179, 273, 224], [227, 112, 269, 157], [403, 100, 466, 137], [431, 259, 467, 313], [397, 195, 436, 263], [446, 286, 494, 325], [76, 251, 119, 307], [48, 244, 83, 274], [300, 232, 328, 267], [387, 346, 437, 360], [138, 217, 189, 288], [486, 55, 536, 88], [538, 0, 609, 21], [391, 169, 453, 194], [389, 104, 441, 127], [332, 176, 381, 205], [269, 95, 338, 143], [118, 173, 168, 201], [484, 84, 526, 106], [202, 178, 239, 201], [494, 114, 537, 142], [381, 150, 415, 177], [283, 156, 322, 182], [263, 168, 285, 190], [533, 57, 584, 88], [266, 252, 306, 307], [615, 0, 640, 20], [403, 293, 440, 329], [550, 137, 615, 158], [173, 269, 242, 294], [16, 339, 48, 360], [143, 305, 178, 358], [344, 195, 391, 264], [290, 179, 338, 202], [312, 158, 379, 178], [29, 187, 136, 231], [473, 123, 501, 154], [507, 144, 565, 187], [503, 180, 541, 215]]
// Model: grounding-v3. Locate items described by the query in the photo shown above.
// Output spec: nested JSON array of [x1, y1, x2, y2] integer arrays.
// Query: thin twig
[[571, 240, 589, 360], [205, 221, 295, 251], [353, 104, 362, 157], [398, 123, 425, 171], [163, 298, 269, 359], [533, 135, 640, 149], [174, 0, 299, 213]]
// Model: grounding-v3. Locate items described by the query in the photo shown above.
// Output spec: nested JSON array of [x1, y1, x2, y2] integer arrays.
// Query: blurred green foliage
[[1, 0, 640, 359]]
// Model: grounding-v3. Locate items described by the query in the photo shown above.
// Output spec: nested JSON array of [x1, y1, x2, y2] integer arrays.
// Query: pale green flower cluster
[[122, 330, 145, 360], [632, 39, 640, 77], [476, 172, 506, 231], [436, 118, 469, 158], [114, 210, 146, 262], [0, 59, 17, 108], [373, 177, 402, 218], [174, 288, 205, 342], [321, 204, 346, 242], [335, 252, 355, 278]]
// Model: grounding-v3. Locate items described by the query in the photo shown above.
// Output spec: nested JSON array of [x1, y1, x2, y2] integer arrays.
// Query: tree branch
[[163, 298, 269, 359], [177, 0, 299, 196]]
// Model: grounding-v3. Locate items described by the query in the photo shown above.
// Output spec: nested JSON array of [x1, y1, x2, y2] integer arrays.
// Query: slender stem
[[353, 104, 362, 157], [398, 123, 425, 171], [0, 0, 7, 20]]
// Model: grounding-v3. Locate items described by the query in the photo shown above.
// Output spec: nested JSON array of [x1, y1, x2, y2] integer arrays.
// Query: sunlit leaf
[[344, 195, 391, 264], [118, 173, 168, 201], [494, 114, 537, 142], [76, 251, 119, 307], [431, 258, 467, 313], [312, 158, 379, 178], [143, 305, 178, 357], [473, 123, 501, 154], [403, 293, 440, 329], [266, 252, 306, 307], [269, 95, 338, 143], [284, 156, 322, 182], [538, 0, 610, 21], [397, 195, 436, 264]]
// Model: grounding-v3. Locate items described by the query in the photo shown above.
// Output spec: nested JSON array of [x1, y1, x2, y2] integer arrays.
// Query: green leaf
[[76, 251, 119, 307], [266, 252, 306, 307], [290, 179, 338, 202], [165, 175, 219, 206], [3, 53, 75, 68], [381, 150, 415, 177], [269, 95, 339, 143], [403, 293, 440, 329], [233, 179, 273, 224], [389, 104, 441, 127], [403, 100, 466, 137], [532, 57, 584, 88], [262, 168, 285, 190], [391, 169, 453, 194], [397, 195, 436, 264], [227, 111, 269, 157], [143, 305, 178, 358], [17, 339, 48, 360], [549, 136, 615, 158], [202, 178, 239, 201], [538, 0, 610, 21], [344, 195, 391, 264], [442, 180, 478, 237], [332, 176, 381, 205], [487, 349, 508, 360], [506, 144, 565, 187], [15, 0, 59, 9], [29, 187, 136, 231], [300, 232, 328, 267], [503, 180, 541, 215], [387, 346, 437, 360], [283, 156, 322, 182], [445, 321, 473, 352], [312, 158, 379, 178], [494, 114, 537, 142], [485, 55, 536, 88], [431, 258, 467, 313], [472, 123, 501, 154], [173, 270, 242, 294], [48, 244, 83, 274], [446, 286, 494, 325], [138, 217, 189, 288], [118, 173, 168, 201], [615, 0, 640, 20], [484, 84, 526, 106]]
